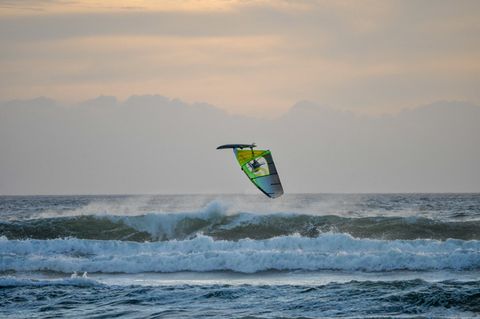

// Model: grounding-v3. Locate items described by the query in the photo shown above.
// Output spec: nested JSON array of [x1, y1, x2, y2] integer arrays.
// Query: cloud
[[0, 1, 479, 114], [1, 96, 479, 195]]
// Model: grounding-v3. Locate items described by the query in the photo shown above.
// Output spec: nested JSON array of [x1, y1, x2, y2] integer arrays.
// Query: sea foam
[[2, 208, 480, 241], [1, 234, 479, 274]]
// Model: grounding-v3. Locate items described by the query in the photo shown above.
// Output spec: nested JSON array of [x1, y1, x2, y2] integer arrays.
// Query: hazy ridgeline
[[1, 96, 479, 195]]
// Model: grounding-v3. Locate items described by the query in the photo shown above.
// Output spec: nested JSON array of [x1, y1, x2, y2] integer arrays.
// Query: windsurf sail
[[217, 144, 284, 198]]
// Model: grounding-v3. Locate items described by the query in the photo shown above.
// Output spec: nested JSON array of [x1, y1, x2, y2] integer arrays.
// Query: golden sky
[[1, 0, 479, 116]]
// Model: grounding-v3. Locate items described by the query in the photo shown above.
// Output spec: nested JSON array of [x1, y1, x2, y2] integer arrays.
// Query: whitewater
[[1, 194, 480, 318]]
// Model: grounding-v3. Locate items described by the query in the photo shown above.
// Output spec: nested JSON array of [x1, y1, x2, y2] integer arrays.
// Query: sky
[[1, 1, 479, 195], [1, 0, 479, 116], [1, 97, 479, 195]]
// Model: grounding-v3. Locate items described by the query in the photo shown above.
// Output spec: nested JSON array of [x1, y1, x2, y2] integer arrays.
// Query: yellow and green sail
[[217, 144, 284, 198]]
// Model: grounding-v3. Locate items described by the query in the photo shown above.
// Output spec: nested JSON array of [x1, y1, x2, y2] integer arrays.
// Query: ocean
[[0, 194, 479, 318]]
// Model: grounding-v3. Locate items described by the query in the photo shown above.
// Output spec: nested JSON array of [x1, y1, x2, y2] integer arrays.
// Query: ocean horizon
[[1, 193, 479, 318]]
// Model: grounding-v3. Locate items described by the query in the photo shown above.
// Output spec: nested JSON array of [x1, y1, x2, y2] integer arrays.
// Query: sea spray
[[2, 194, 480, 318], [2, 212, 480, 241], [1, 234, 479, 273]]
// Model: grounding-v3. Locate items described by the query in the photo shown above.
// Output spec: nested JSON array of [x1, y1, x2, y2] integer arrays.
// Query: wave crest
[[2, 207, 480, 241], [1, 234, 479, 273]]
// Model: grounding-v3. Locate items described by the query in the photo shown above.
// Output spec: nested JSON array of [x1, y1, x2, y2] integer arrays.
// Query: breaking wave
[[1, 234, 479, 274], [1, 204, 479, 241]]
